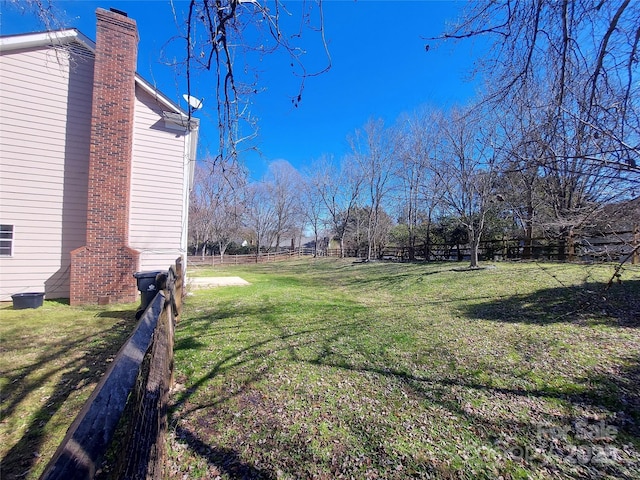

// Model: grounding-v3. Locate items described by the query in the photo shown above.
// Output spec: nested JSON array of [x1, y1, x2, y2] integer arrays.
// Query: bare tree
[[301, 169, 327, 257], [493, 91, 550, 258], [433, 106, 499, 268], [263, 160, 303, 252], [349, 119, 396, 260], [433, 0, 640, 184], [242, 181, 278, 260], [394, 108, 444, 260], [188, 165, 213, 257], [177, 0, 331, 168], [311, 155, 363, 258], [188, 158, 247, 257], [208, 159, 247, 259], [430, 1, 640, 263]]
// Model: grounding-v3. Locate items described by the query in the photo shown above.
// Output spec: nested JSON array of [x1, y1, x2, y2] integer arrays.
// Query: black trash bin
[[133, 271, 165, 315], [12, 292, 45, 309]]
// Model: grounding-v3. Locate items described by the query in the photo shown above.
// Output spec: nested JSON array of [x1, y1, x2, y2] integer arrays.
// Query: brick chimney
[[70, 8, 140, 305]]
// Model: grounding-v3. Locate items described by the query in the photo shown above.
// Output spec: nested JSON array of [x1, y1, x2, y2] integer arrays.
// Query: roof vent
[[109, 7, 128, 17]]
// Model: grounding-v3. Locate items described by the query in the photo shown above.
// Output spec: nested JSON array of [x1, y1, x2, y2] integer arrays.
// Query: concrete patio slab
[[188, 276, 250, 288]]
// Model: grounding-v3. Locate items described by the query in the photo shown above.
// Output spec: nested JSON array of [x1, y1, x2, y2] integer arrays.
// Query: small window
[[0, 224, 13, 256]]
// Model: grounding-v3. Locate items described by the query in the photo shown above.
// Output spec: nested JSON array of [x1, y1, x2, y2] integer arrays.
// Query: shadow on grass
[[1, 311, 138, 479], [463, 280, 640, 326], [170, 281, 639, 478], [44, 298, 70, 306], [174, 336, 207, 351], [171, 298, 368, 415], [173, 426, 275, 479], [304, 327, 640, 477], [96, 309, 138, 321]]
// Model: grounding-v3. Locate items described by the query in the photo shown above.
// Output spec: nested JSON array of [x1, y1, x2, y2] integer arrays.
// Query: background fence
[[369, 230, 638, 263], [188, 248, 315, 266], [189, 229, 639, 266], [40, 258, 183, 480]]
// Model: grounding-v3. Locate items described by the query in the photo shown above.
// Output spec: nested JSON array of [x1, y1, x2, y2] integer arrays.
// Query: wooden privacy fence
[[40, 258, 184, 480]]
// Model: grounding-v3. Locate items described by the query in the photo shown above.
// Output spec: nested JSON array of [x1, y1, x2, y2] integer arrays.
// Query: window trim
[[0, 224, 14, 257]]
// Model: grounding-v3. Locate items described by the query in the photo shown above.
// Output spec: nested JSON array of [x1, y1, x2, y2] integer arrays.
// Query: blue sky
[[2, 0, 486, 179]]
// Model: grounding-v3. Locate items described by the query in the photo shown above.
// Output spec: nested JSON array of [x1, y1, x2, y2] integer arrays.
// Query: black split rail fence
[[39, 258, 184, 480]]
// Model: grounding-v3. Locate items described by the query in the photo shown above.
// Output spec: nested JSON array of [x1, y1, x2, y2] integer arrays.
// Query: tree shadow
[[462, 280, 640, 327], [1, 313, 137, 479], [170, 283, 639, 477], [305, 335, 640, 475], [170, 298, 524, 476], [585, 356, 640, 440], [172, 426, 275, 479], [171, 299, 368, 416], [174, 336, 207, 351]]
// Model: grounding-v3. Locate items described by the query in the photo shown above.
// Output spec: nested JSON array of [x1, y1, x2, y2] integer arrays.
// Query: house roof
[[0, 28, 190, 120]]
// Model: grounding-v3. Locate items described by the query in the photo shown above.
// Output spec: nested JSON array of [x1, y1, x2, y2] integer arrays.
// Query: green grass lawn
[[0, 300, 139, 480], [167, 259, 640, 479]]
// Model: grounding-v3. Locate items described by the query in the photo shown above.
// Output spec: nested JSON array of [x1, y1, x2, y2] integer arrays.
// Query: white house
[[0, 8, 198, 304]]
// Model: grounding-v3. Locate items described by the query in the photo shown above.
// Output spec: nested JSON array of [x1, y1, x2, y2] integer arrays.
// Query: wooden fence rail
[[40, 258, 183, 480]]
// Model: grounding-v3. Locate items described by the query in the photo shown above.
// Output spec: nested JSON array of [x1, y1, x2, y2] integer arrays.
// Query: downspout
[[181, 117, 199, 277]]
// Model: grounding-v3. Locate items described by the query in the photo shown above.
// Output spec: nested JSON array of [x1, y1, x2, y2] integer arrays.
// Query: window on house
[[0, 224, 14, 256]]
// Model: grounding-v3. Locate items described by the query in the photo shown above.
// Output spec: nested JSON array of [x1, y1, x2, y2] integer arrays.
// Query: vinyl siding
[[0, 45, 93, 300], [130, 87, 188, 271]]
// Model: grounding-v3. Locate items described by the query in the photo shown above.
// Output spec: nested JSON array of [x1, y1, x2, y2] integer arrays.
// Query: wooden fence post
[[39, 294, 165, 480], [174, 257, 184, 315], [40, 257, 181, 480], [634, 225, 639, 265], [118, 300, 174, 479], [567, 229, 575, 262]]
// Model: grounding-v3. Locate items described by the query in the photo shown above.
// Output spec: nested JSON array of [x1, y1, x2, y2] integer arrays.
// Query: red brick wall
[[70, 9, 140, 305]]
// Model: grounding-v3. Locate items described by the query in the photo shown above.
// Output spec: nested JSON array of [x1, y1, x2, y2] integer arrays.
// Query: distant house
[[0, 8, 198, 304]]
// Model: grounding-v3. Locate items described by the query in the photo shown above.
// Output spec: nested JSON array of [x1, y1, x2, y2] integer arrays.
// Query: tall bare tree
[[433, 106, 499, 268], [349, 119, 396, 260], [188, 158, 247, 257], [242, 181, 278, 260], [301, 169, 327, 257], [434, 0, 639, 187], [395, 108, 444, 260], [208, 159, 247, 259], [188, 165, 214, 257], [311, 155, 363, 258], [263, 160, 303, 251]]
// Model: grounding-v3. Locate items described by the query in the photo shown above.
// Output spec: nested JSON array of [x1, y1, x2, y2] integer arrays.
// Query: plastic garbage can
[[133, 270, 165, 313]]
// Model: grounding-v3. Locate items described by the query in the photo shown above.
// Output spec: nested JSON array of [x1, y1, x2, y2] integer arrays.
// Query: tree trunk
[[468, 226, 481, 268], [522, 195, 534, 259]]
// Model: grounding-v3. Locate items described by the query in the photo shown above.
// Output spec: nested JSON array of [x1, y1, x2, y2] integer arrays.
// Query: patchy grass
[[0, 300, 138, 479], [168, 259, 640, 479]]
